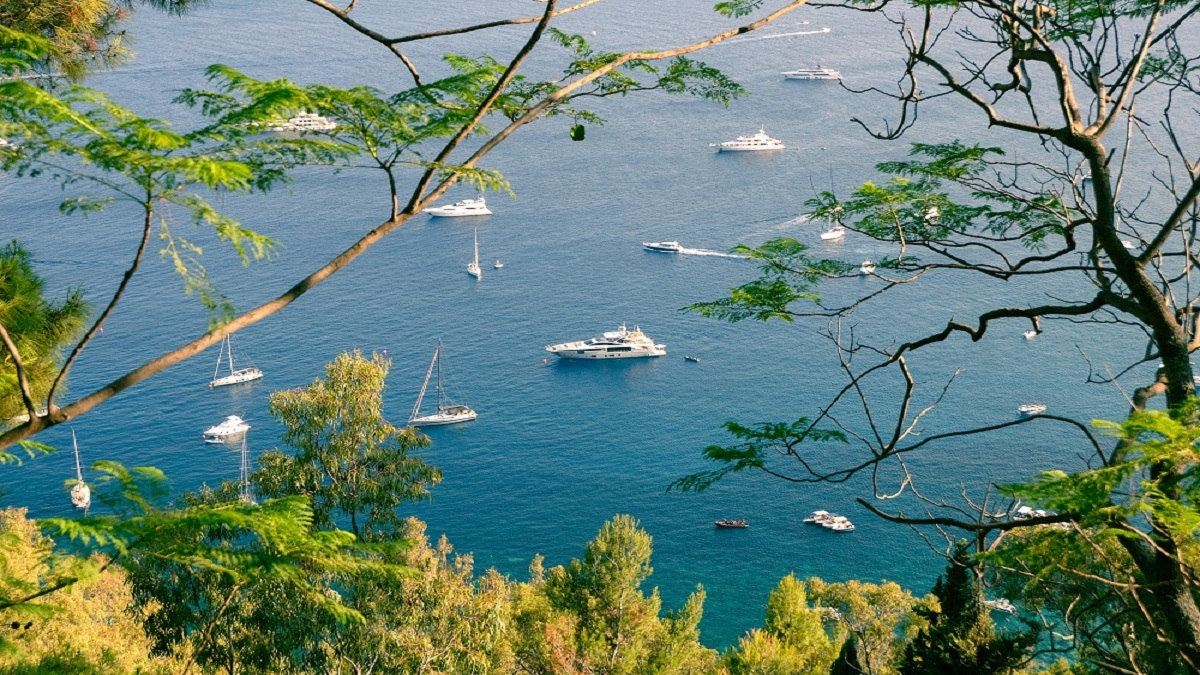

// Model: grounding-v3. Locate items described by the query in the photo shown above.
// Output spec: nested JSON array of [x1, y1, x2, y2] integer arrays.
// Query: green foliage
[[672, 418, 847, 492], [546, 29, 746, 106], [532, 515, 717, 673], [253, 350, 441, 541], [723, 575, 837, 674], [0, 241, 89, 423], [807, 578, 930, 675], [686, 240, 843, 323], [900, 544, 1035, 675]]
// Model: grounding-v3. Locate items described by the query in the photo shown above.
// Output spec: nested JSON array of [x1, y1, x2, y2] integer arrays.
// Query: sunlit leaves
[[1003, 406, 1200, 543], [687, 239, 840, 322], [672, 418, 846, 492]]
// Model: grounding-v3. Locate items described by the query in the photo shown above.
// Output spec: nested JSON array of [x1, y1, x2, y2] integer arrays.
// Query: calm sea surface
[[2, 0, 1151, 647]]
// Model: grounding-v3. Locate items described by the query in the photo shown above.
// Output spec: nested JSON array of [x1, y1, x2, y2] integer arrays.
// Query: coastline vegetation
[[4, 0, 1200, 671]]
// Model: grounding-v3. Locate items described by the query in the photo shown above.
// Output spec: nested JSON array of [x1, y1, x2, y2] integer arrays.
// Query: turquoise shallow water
[[1, 0, 1148, 648]]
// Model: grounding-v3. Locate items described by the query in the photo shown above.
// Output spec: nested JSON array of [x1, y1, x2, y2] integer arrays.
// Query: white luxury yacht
[[710, 129, 785, 152], [424, 197, 492, 217], [267, 110, 337, 132], [643, 241, 683, 253], [202, 415, 250, 443], [545, 324, 667, 359], [781, 66, 842, 80]]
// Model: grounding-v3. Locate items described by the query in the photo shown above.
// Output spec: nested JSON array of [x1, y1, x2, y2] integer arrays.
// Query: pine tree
[[900, 543, 1035, 675]]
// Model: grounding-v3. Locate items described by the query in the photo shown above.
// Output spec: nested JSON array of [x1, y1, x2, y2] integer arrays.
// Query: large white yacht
[[710, 129, 785, 152], [546, 324, 667, 359], [424, 197, 492, 217], [782, 66, 842, 80], [267, 110, 337, 133], [202, 415, 250, 443]]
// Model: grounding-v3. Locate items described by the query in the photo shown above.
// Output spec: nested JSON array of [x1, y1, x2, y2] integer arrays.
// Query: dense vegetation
[[4, 0, 1200, 671]]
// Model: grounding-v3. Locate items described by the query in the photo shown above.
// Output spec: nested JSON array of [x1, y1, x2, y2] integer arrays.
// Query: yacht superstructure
[[267, 110, 337, 132], [424, 197, 492, 217], [545, 324, 667, 359], [782, 67, 842, 80]]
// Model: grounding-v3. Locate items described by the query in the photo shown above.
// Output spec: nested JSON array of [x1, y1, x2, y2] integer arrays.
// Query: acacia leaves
[[687, 239, 841, 323], [672, 418, 847, 492], [1005, 407, 1200, 543]]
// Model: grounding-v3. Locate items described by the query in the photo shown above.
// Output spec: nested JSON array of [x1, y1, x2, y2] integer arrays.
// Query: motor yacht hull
[[546, 343, 667, 359]]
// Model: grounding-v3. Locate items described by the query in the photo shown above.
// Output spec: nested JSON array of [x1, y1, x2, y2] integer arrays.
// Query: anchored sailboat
[[467, 228, 483, 279], [409, 343, 477, 427], [210, 335, 263, 388], [69, 429, 91, 510]]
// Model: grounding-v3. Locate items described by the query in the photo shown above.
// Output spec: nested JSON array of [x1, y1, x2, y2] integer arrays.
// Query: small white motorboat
[[494, 260, 504, 269], [983, 598, 1017, 615], [424, 197, 492, 217], [643, 241, 683, 253], [860, 260, 876, 275], [1017, 403, 1047, 416], [1121, 240, 1136, 250], [803, 510, 831, 523], [203, 415, 250, 443], [1024, 330, 1038, 340], [819, 226, 845, 241]]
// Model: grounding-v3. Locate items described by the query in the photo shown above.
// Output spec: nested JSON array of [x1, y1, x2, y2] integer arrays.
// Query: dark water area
[[0, 0, 1155, 648]]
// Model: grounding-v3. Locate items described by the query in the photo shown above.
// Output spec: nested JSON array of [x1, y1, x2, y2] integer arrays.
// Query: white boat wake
[[722, 27, 831, 45], [678, 247, 746, 259]]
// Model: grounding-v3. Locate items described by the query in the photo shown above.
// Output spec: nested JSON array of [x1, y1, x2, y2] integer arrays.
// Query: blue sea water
[[1, 0, 1151, 648]]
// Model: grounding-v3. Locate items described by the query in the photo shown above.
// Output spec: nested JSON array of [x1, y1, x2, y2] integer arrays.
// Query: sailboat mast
[[212, 336, 226, 383], [410, 345, 438, 421], [72, 429, 83, 482], [436, 343, 445, 412], [474, 228, 479, 267]]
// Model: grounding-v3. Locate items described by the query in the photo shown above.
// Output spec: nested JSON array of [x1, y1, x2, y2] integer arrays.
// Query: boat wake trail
[[679, 248, 746, 259], [722, 27, 831, 45]]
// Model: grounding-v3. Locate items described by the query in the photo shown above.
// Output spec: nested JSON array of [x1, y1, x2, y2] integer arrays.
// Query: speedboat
[[820, 226, 845, 241], [203, 415, 250, 443], [983, 598, 1017, 615], [494, 260, 504, 269], [643, 241, 683, 253], [684, 355, 701, 363], [1017, 403, 1047, 416], [545, 324, 667, 359], [860, 260, 877, 275], [803, 510, 831, 523], [1024, 330, 1038, 340], [710, 129, 785, 152], [424, 197, 492, 217], [714, 519, 749, 528], [782, 66, 842, 80], [266, 110, 337, 133]]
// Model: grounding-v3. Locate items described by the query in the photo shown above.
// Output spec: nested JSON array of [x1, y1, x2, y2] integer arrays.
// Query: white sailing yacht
[[467, 228, 483, 279], [69, 429, 91, 510], [209, 335, 263, 388], [409, 343, 477, 427]]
